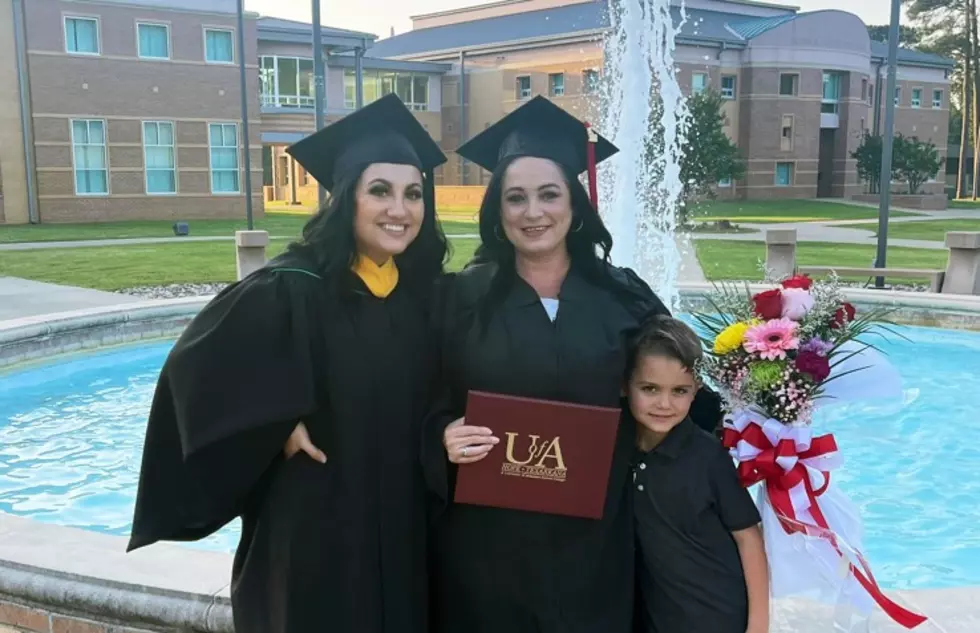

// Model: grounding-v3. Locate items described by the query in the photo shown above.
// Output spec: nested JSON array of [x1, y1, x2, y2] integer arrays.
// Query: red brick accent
[[0, 602, 49, 632], [50, 617, 105, 633]]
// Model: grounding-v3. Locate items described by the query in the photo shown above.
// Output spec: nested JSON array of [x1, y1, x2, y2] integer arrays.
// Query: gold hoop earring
[[494, 225, 506, 242], [572, 218, 584, 233]]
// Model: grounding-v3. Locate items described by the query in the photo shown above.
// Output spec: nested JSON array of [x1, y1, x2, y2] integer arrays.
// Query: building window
[[205, 28, 234, 64], [780, 115, 794, 152], [71, 119, 108, 195], [721, 75, 736, 99], [209, 123, 240, 194], [779, 73, 798, 96], [861, 78, 868, 102], [894, 87, 901, 106], [516, 76, 531, 99], [64, 17, 99, 55], [717, 177, 731, 187], [933, 89, 943, 108], [549, 73, 565, 97], [343, 70, 428, 110], [143, 121, 176, 194], [911, 88, 922, 108], [775, 162, 794, 187], [583, 69, 600, 94], [137, 23, 170, 60], [821, 72, 840, 114], [692, 73, 707, 94], [868, 83, 874, 105], [260, 56, 315, 108]]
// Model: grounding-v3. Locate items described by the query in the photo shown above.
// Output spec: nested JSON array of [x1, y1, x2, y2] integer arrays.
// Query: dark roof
[[368, 1, 954, 70], [870, 40, 954, 69], [257, 17, 377, 43]]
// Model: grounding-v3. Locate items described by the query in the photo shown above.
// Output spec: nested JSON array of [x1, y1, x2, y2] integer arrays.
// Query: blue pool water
[[1, 325, 979, 588]]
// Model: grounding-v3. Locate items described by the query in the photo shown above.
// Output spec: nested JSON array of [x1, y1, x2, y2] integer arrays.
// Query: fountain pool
[[2, 317, 979, 590]]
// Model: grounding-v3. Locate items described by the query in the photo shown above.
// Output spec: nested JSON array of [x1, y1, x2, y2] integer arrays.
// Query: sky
[[244, 0, 905, 40]]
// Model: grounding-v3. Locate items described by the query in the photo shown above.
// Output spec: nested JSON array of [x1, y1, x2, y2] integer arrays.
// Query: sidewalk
[[0, 276, 139, 321]]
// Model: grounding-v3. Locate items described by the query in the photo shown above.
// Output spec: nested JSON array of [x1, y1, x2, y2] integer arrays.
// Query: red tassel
[[584, 121, 598, 211]]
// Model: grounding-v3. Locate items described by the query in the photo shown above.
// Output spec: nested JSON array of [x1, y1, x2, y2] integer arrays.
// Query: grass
[[0, 238, 481, 291], [843, 219, 980, 242], [694, 240, 948, 283], [687, 200, 917, 223], [0, 213, 478, 244], [949, 199, 980, 210]]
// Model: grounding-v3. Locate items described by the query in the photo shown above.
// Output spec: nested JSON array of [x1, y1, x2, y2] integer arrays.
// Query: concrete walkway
[[0, 276, 139, 320], [0, 233, 482, 251]]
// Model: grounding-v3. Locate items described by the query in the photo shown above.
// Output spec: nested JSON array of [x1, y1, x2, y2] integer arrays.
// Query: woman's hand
[[443, 417, 498, 464], [284, 421, 327, 463]]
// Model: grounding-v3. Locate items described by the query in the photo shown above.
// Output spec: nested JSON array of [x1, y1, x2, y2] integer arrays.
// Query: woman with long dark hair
[[128, 94, 447, 633], [424, 96, 722, 632]]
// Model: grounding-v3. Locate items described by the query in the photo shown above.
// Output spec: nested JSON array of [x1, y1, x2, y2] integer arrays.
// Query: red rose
[[796, 350, 831, 382], [781, 274, 814, 290], [830, 303, 857, 329], [751, 289, 783, 320]]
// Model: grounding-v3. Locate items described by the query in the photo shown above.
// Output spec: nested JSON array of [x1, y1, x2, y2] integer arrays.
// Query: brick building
[[0, 0, 955, 224]]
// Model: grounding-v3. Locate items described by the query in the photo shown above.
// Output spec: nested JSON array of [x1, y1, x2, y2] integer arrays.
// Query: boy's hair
[[626, 315, 704, 381]]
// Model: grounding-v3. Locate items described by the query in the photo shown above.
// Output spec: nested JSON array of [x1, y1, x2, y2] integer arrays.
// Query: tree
[[653, 89, 744, 218], [851, 132, 884, 193], [893, 134, 944, 193], [867, 24, 922, 46]]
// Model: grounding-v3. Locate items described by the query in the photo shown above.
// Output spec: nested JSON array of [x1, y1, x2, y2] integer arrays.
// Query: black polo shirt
[[632, 417, 761, 633]]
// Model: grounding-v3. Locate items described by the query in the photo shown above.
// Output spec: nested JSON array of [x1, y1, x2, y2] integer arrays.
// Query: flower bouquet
[[692, 274, 927, 630]]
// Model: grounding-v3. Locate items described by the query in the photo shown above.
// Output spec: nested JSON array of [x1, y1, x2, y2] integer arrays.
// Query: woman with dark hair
[[424, 96, 723, 632], [127, 94, 447, 633]]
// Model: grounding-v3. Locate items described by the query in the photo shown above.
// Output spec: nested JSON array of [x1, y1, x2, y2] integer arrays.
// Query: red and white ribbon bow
[[723, 409, 927, 630]]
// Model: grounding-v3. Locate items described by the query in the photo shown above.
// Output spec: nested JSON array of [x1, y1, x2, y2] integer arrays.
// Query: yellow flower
[[713, 321, 754, 354]]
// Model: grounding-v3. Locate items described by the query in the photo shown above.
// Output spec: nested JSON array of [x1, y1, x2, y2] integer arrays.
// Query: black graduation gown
[[128, 251, 434, 633], [423, 262, 723, 633]]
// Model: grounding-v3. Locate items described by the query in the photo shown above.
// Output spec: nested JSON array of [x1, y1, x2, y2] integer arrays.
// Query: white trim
[[932, 88, 944, 109], [911, 86, 923, 108], [720, 74, 737, 99], [515, 75, 531, 100], [207, 121, 241, 195], [136, 21, 172, 61], [63, 15, 101, 56], [69, 118, 110, 197], [141, 120, 178, 196], [203, 26, 235, 65], [692, 72, 708, 94]]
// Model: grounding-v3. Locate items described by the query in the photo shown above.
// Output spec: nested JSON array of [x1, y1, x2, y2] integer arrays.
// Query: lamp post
[[875, 0, 901, 288], [236, 0, 254, 229], [312, 0, 327, 205]]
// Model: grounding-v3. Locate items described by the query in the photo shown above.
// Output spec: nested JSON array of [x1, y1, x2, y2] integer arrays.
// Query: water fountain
[[599, 0, 690, 313]]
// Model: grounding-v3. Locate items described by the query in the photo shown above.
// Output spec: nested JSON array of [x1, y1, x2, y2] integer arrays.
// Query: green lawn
[[843, 219, 980, 242], [687, 200, 917, 224], [694, 240, 948, 282], [0, 238, 480, 291], [0, 214, 477, 244], [949, 199, 980, 210]]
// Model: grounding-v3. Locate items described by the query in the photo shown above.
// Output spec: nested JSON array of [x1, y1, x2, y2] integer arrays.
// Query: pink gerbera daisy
[[743, 318, 800, 360]]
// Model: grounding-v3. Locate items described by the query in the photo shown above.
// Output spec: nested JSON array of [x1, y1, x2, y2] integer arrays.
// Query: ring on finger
[[461, 446, 469, 457]]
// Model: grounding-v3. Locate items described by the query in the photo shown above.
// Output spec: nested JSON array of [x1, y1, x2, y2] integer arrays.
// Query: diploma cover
[[453, 390, 621, 519]]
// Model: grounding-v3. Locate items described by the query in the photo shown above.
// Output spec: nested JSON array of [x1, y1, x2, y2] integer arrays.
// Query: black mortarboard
[[285, 93, 447, 193], [455, 96, 617, 209]]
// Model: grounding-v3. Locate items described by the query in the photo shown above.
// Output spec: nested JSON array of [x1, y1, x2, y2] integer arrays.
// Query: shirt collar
[[641, 417, 697, 461], [503, 264, 592, 308]]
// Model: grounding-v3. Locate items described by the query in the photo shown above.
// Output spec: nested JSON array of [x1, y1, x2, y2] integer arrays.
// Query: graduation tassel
[[584, 122, 599, 211]]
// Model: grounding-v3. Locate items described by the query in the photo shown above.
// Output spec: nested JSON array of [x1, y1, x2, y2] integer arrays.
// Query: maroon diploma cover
[[452, 390, 621, 520]]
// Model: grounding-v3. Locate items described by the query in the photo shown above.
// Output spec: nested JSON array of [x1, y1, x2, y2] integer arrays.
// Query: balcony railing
[[261, 94, 315, 109]]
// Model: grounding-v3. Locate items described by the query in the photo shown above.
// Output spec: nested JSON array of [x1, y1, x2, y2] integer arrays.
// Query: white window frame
[[720, 75, 736, 100], [208, 122, 240, 195], [583, 69, 600, 94], [692, 72, 708, 95], [894, 87, 901, 106], [137, 21, 171, 60], [516, 75, 532, 100], [549, 73, 565, 97], [717, 177, 732, 188], [911, 87, 922, 108], [70, 118, 109, 196], [64, 15, 101, 56], [203, 27, 235, 64], [142, 121, 177, 195], [821, 72, 840, 114], [260, 55, 315, 108], [779, 73, 799, 97], [933, 89, 943, 108]]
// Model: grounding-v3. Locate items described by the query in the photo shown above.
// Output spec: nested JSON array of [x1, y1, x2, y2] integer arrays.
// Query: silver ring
[[461, 446, 469, 457]]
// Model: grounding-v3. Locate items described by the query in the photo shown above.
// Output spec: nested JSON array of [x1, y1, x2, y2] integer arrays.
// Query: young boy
[[626, 315, 769, 633]]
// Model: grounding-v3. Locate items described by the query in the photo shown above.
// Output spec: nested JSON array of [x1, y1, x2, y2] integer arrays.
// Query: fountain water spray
[[598, 0, 690, 313]]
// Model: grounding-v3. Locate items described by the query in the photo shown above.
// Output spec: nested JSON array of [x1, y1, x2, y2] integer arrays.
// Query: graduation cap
[[285, 93, 447, 199], [456, 95, 618, 210]]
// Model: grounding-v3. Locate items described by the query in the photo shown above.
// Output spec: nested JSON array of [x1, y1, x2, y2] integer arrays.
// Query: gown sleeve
[[127, 269, 321, 552], [612, 265, 725, 434]]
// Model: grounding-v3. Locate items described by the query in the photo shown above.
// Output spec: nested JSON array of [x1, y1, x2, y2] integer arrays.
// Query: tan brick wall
[[0, 598, 158, 633]]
